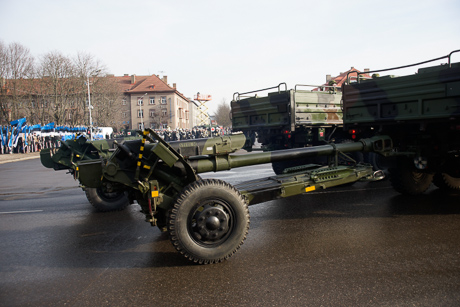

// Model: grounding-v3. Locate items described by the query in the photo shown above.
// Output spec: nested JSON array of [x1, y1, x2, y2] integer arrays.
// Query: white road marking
[[0, 210, 44, 214]]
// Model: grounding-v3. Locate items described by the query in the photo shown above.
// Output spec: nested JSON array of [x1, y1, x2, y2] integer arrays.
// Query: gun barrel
[[188, 136, 389, 173], [144, 133, 247, 157]]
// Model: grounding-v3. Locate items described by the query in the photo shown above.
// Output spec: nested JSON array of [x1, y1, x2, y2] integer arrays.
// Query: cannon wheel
[[433, 173, 460, 191], [168, 179, 250, 264], [389, 159, 433, 195], [85, 187, 130, 212]]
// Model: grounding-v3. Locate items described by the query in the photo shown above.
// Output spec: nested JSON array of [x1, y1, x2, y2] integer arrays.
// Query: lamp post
[[86, 70, 100, 140], [86, 76, 94, 140]]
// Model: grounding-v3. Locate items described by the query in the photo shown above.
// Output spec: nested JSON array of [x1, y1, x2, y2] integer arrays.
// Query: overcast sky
[[1, 0, 459, 112]]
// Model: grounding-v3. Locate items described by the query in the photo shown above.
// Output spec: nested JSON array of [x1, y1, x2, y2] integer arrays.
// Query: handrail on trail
[[345, 49, 460, 84], [233, 82, 287, 101]]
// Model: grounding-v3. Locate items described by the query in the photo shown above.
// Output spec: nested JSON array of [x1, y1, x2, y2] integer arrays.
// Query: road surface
[[1, 157, 460, 306]]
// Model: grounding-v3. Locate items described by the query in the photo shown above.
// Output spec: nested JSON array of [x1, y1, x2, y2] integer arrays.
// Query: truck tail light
[[349, 129, 357, 140]]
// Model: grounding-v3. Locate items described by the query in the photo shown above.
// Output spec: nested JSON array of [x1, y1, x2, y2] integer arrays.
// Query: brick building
[[115, 74, 195, 131]]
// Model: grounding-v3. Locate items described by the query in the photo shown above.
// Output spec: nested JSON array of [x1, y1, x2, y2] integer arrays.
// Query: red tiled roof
[[114, 74, 189, 101], [325, 67, 372, 87], [312, 67, 372, 91]]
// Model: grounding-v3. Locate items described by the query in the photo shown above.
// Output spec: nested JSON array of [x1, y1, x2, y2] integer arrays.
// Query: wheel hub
[[195, 207, 229, 242]]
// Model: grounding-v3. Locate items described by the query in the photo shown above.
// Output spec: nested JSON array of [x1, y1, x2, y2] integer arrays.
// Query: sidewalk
[[0, 151, 41, 164]]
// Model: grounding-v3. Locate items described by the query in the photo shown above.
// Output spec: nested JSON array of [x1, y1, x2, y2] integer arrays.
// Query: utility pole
[[86, 76, 94, 140], [86, 70, 100, 141]]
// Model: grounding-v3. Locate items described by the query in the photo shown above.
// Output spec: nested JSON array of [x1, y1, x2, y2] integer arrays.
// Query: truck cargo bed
[[342, 63, 460, 126]]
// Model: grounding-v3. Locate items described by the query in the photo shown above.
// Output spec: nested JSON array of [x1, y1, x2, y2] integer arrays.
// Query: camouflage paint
[[231, 87, 342, 133], [342, 62, 460, 126]]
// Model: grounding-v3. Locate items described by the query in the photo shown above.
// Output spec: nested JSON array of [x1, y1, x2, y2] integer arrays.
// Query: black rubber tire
[[272, 161, 287, 175], [168, 179, 250, 264], [433, 173, 460, 191], [389, 159, 433, 195], [84, 187, 130, 212], [365, 152, 390, 174]]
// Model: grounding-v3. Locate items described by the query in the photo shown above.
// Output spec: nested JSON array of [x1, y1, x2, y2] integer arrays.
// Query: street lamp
[[86, 70, 100, 141], [86, 76, 94, 140]]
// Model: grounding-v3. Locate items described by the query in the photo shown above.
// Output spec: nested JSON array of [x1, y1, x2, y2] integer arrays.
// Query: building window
[[149, 97, 155, 105], [149, 110, 155, 117], [138, 123, 144, 130], [138, 110, 144, 118], [138, 98, 143, 106], [161, 96, 167, 104], [122, 112, 127, 118], [162, 110, 167, 116], [122, 99, 127, 105], [162, 123, 168, 129], [150, 123, 156, 129]]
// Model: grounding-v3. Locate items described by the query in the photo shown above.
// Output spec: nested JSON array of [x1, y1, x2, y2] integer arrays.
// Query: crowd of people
[[0, 131, 62, 154], [153, 127, 232, 141], [0, 125, 232, 155]]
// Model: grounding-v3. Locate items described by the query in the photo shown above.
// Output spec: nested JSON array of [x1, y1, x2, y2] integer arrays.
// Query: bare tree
[[0, 43, 125, 128], [0, 41, 34, 123], [37, 51, 77, 125], [214, 99, 232, 127], [91, 75, 123, 127], [0, 41, 8, 123], [73, 52, 108, 126]]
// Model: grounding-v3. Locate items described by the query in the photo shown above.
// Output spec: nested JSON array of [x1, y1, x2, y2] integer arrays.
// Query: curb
[[0, 153, 41, 165]]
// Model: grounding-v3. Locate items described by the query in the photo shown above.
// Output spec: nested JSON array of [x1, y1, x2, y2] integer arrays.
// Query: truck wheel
[[433, 173, 460, 191], [365, 152, 390, 175], [272, 161, 292, 175], [168, 179, 250, 264], [389, 159, 433, 195], [84, 187, 130, 212]]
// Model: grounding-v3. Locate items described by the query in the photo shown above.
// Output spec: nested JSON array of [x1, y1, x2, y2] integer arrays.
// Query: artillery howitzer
[[39, 50, 460, 264], [42, 129, 390, 263]]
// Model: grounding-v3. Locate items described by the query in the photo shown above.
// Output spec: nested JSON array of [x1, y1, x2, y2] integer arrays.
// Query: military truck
[[231, 83, 358, 174], [342, 49, 460, 194]]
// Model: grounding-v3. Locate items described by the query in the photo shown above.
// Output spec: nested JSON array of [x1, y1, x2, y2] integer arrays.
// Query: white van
[[93, 127, 113, 139]]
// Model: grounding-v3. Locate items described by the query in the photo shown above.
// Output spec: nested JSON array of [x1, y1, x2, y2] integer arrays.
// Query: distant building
[[317, 67, 372, 91], [187, 100, 201, 128], [115, 74, 192, 131]]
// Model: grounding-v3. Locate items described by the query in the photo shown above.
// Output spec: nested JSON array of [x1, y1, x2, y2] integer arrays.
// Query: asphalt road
[[1, 157, 460, 306]]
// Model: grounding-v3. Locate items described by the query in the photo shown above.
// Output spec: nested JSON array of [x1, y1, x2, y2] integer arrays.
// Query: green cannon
[[68, 129, 390, 264], [40, 136, 137, 211], [40, 134, 248, 211]]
